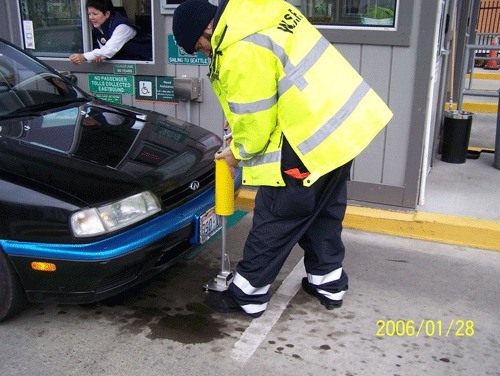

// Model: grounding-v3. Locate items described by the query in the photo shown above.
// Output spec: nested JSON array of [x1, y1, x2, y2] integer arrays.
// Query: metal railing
[[458, 41, 500, 110], [475, 32, 500, 53]]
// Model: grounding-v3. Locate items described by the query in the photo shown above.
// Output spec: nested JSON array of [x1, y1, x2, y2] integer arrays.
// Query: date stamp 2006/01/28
[[376, 319, 475, 337]]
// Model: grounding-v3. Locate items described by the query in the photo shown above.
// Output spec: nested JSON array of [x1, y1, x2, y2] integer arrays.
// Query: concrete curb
[[235, 189, 500, 252], [447, 101, 498, 113], [467, 72, 500, 80]]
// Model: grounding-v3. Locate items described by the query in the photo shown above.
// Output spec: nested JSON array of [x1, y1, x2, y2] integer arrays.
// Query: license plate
[[199, 208, 222, 244]]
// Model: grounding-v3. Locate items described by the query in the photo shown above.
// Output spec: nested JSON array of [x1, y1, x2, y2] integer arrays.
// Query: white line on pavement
[[231, 258, 305, 363]]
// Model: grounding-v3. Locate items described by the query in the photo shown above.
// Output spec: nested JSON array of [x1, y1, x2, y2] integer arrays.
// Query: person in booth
[[70, 0, 152, 64]]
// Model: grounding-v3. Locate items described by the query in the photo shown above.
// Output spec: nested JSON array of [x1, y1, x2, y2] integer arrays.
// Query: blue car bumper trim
[[1, 187, 217, 261]]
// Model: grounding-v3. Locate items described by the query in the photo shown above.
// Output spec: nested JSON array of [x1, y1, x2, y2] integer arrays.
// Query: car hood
[[0, 100, 222, 206]]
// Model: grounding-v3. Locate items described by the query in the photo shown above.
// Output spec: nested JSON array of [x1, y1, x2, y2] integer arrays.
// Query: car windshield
[[0, 40, 86, 117]]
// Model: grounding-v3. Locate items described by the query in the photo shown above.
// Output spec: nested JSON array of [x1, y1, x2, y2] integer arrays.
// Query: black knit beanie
[[173, 0, 217, 54]]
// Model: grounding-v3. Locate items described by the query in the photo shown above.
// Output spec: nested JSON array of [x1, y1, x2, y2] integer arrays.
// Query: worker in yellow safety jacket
[[173, 0, 392, 318]]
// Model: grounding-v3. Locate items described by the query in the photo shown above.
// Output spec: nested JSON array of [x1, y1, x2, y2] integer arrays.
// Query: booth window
[[287, 0, 397, 28], [18, 0, 153, 62]]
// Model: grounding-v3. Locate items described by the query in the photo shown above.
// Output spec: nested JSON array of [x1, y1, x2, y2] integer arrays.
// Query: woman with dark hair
[[70, 0, 152, 64]]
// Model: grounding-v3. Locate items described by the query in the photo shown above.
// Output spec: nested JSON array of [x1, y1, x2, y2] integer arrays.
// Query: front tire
[[0, 250, 27, 322]]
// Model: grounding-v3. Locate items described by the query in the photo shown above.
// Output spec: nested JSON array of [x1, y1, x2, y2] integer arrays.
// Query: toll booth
[[0, 0, 474, 210]]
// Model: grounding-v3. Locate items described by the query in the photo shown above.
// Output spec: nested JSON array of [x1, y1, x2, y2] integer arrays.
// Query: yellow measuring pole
[[215, 157, 235, 216]]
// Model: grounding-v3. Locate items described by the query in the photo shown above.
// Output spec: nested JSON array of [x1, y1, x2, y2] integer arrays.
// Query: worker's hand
[[215, 146, 238, 180], [223, 120, 232, 146], [69, 54, 85, 65], [93, 55, 103, 63]]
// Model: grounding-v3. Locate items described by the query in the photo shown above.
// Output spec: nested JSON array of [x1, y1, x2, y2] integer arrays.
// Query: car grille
[[160, 168, 215, 209], [95, 265, 141, 293], [94, 226, 194, 294]]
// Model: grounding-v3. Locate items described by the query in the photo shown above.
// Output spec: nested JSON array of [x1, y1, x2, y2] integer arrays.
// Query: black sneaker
[[301, 277, 343, 310], [204, 290, 264, 318]]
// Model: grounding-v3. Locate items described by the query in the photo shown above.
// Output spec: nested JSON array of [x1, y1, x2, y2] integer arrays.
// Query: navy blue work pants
[[229, 155, 352, 313]]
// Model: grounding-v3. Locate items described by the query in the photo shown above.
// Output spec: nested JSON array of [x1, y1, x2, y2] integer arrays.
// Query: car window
[[0, 107, 79, 152], [0, 41, 84, 117]]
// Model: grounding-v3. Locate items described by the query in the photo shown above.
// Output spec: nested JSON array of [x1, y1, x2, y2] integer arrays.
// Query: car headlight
[[70, 191, 161, 237]]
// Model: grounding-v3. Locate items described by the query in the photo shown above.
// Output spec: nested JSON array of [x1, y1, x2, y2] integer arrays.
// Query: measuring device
[[203, 154, 234, 291]]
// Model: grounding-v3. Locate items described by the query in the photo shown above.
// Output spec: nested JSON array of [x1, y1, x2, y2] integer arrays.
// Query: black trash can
[[441, 110, 473, 164]]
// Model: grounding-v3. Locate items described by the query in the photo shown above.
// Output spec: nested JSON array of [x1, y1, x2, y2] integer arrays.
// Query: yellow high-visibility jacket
[[210, 0, 393, 187]]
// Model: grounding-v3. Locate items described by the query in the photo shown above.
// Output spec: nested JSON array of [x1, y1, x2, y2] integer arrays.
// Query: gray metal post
[[495, 89, 500, 169], [457, 45, 469, 110]]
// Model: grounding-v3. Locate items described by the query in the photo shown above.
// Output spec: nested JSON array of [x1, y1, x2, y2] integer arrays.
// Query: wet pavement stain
[[386, 259, 410, 263], [95, 258, 232, 341], [331, 330, 347, 337], [147, 312, 226, 343], [210, 346, 225, 353], [185, 302, 211, 314], [114, 303, 228, 344]]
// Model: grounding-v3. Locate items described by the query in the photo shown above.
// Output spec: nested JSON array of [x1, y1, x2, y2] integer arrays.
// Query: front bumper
[[8, 225, 197, 303], [2, 185, 222, 304]]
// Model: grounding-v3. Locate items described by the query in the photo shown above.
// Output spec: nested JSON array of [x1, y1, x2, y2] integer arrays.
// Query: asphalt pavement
[[0, 211, 498, 375]]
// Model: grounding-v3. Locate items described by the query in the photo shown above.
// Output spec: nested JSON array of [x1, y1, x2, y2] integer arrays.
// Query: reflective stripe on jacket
[[210, 0, 393, 187]]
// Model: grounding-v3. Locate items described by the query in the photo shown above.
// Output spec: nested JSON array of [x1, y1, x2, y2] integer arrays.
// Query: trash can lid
[[444, 110, 473, 119]]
